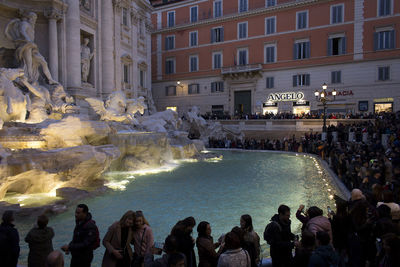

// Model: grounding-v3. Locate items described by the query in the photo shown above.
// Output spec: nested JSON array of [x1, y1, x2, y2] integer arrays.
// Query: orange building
[[150, 0, 400, 116]]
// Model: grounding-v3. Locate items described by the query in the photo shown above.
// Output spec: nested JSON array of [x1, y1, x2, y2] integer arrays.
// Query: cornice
[[152, 0, 333, 34], [80, 13, 98, 29]]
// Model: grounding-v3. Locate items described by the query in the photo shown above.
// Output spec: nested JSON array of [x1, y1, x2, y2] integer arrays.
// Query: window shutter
[[293, 43, 298, 60], [293, 75, 297, 87], [211, 82, 215, 92], [271, 47, 275, 62], [338, 6, 343, 23], [271, 77, 274, 88], [211, 29, 214, 43], [378, 67, 383, 81], [332, 7, 337, 24], [390, 30, 395, 49], [305, 74, 310, 86], [221, 28, 224, 42], [338, 71, 341, 83], [327, 38, 332, 56], [341, 37, 347, 54], [306, 42, 310, 58], [331, 72, 335, 83], [165, 37, 168, 50], [374, 32, 379, 51]]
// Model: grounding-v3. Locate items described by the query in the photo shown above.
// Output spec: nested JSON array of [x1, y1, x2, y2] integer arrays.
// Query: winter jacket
[[102, 221, 133, 267], [308, 245, 338, 267], [306, 216, 333, 244], [132, 225, 154, 257], [172, 230, 196, 267], [69, 213, 98, 267], [196, 236, 219, 267], [243, 230, 260, 266], [25, 226, 54, 267], [0, 222, 20, 267], [217, 248, 250, 267]]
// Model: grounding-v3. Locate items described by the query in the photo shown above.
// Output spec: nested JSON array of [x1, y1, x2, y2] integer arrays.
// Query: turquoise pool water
[[15, 150, 344, 266]]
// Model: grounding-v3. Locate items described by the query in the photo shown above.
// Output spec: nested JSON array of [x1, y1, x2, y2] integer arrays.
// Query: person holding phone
[[196, 221, 221, 267], [102, 210, 135, 267]]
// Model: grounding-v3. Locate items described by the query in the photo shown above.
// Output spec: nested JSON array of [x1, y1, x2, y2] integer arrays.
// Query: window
[[165, 85, 176, 96], [378, 0, 392, 16], [238, 22, 247, 39], [331, 71, 341, 84], [296, 11, 308, 30], [123, 65, 129, 83], [378, 66, 390, 81], [165, 58, 175, 74], [293, 74, 310, 86], [266, 77, 274, 89], [167, 11, 175, 27], [189, 55, 198, 72], [238, 48, 248, 65], [374, 29, 395, 50], [331, 4, 344, 24], [139, 70, 145, 87], [266, 0, 276, 7], [214, 0, 223, 18], [122, 8, 128, 26], [188, 84, 200, 94], [165, 35, 175, 50], [211, 81, 224, 92], [265, 17, 276, 35], [293, 41, 310, 59], [239, 0, 248, 13], [211, 27, 224, 43], [328, 36, 346, 55], [189, 31, 198, 47], [265, 44, 276, 63], [190, 6, 198, 23], [213, 52, 222, 69]]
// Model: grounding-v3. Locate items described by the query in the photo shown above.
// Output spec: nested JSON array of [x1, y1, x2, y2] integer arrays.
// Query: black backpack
[[263, 221, 281, 245]]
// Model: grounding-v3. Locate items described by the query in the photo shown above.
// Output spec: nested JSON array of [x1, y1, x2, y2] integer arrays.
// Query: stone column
[[101, 0, 116, 96], [65, 0, 81, 90], [131, 10, 139, 98], [45, 8, 62, 81], [113, 1, 122, 91]]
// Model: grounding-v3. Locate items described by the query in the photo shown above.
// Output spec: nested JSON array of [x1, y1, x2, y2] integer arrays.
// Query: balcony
[[221, 64, 262, 79]]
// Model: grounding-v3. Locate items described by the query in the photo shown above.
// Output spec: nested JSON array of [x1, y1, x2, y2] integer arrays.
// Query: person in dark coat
[[61, 204, 99, 267], [144, 235, 186, 267], [0, 210, 20, 267], [293, 231, 315, 267], [264, 204, 298, 267], [308, 231, 338, 267], [196, 221, 220, 267], [25, 214, 54, 267], [171, 216, 197, 267]]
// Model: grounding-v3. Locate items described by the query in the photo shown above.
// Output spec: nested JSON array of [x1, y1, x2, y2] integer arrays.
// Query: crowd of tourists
[[202, 112, 377, 121]]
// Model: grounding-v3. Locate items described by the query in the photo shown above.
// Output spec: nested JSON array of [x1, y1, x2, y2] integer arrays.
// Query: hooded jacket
[[25, 226, 54, 267], [266, 214, 295, 263], [306, 216, 333, 244]]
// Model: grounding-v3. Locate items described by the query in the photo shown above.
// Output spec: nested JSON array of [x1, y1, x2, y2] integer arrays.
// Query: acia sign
[[267, 92, 305, 102]]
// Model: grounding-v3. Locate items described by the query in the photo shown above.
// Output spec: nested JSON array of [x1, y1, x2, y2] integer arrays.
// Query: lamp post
[[314, 83, 337, 139]]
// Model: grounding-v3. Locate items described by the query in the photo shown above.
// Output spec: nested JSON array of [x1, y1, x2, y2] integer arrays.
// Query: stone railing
[[221, 63, 262, 74]]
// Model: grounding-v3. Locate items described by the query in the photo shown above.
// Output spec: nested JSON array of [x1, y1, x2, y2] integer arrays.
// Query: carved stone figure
[[126, 96, 146, 116], [5, 12, 57, 85], [81, 0, 91, 11], [81, 38, 95, 83], [51, 84, 75, 114], [86, 91, 139, 124], [0, 68, 30, 123]]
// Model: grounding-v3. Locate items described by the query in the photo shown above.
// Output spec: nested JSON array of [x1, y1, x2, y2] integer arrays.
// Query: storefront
[[293, 101, 310, 115], [262, 102, 278, 114], [264, 91, 310, 114], [374, 98, 393, 113]]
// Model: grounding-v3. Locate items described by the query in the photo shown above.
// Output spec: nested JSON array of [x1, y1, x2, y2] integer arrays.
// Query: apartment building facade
[[150, 0, 400, 116]]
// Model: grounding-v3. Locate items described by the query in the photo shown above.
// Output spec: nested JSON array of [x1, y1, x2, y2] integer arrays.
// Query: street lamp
[[315, 83, 336, 136]]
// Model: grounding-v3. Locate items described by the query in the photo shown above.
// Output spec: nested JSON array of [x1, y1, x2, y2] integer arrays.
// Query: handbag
[[131, 228, 146, 267]]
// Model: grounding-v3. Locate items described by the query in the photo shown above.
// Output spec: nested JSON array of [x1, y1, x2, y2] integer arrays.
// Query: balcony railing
[[221, 64, 262, 75]]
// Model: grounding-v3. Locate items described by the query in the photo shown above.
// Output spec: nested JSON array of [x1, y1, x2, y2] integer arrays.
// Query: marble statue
[[0, 68, 30, 124], [81, 0, 91, 11], [140, 109, 182, 133], [5, 12, 57, 85], [126, 96, 146, 116], [86, 91, 142, 124], [81, 38, 95, 83], [51, 84, 75, 114]]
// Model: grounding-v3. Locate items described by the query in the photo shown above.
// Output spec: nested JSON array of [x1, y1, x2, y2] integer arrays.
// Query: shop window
[[190, 6, 198, 23], [165, 58, 175, 74], [188, 84, 200, 94], [374, 103, 392, 113], [328, 36, 346, 56], [211, 81, 224, 92], [374, 30, 395, 50], [331, 71, 342, 84], [378, 66, 390, 81], [238, 22, 247, 39], [189, 31, 198, 47], [266, 77, 274, 89], [211, 27, 224, 43], [296, 11, 308, 30], [165, 85, 176, 96], [265, 17, 276, 35], [359, 101, 368, 112], [294, 41, 310, 59], [293, 74, 310, 87], [331, 4, 344, 24], [166, 106, 177, 111], [378, 0, 392, 16], [214, 0, 222, 18], [165, 35, 175, 50]]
